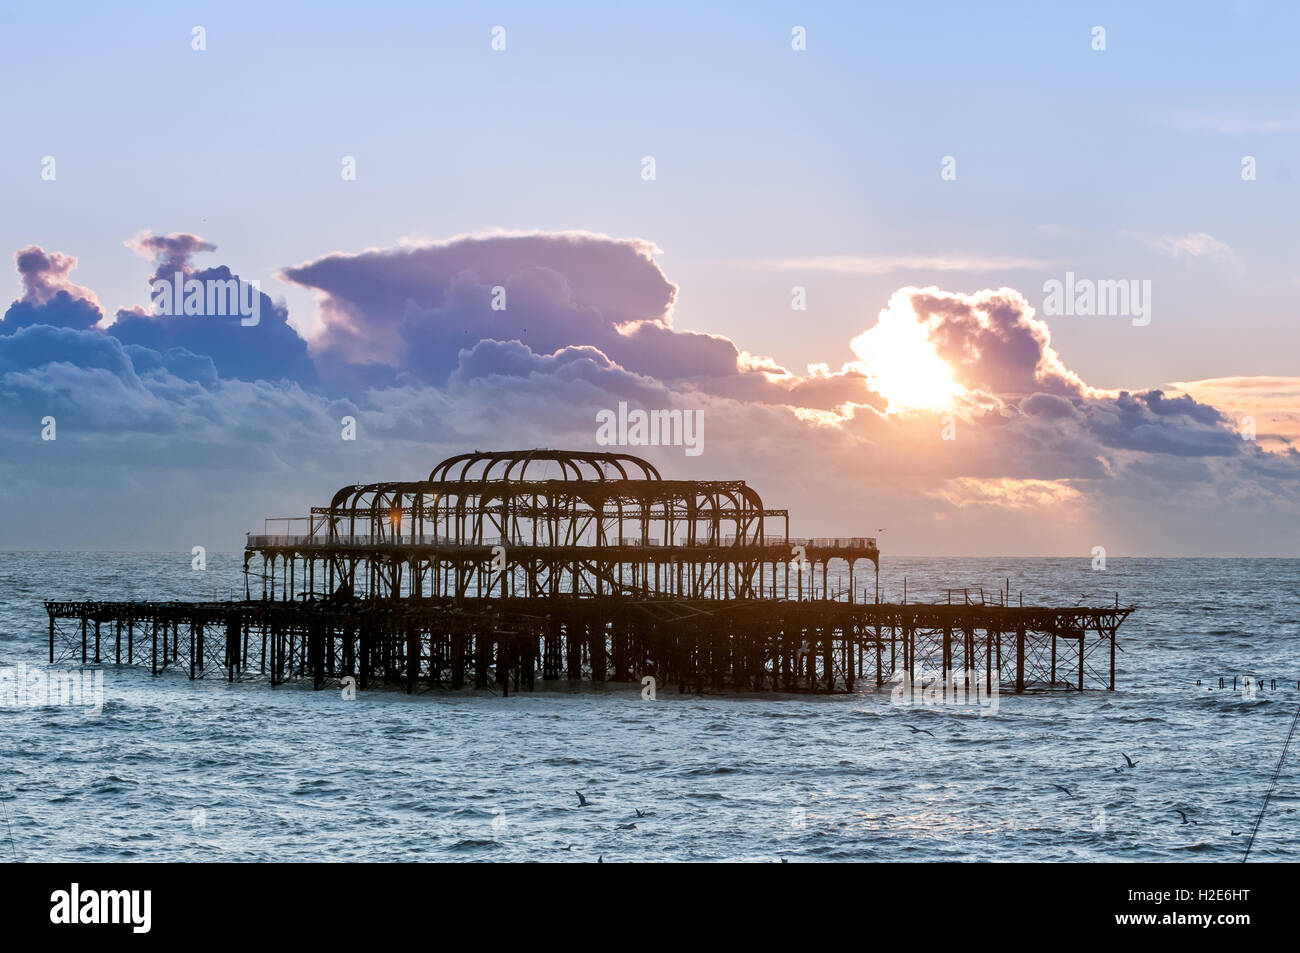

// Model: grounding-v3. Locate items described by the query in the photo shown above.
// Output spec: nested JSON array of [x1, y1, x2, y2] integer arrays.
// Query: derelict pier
[[45, 450, 1133, 695]]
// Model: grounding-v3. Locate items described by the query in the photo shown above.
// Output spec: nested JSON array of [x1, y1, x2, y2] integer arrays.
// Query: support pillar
[[1015, 624, 1025, 694]]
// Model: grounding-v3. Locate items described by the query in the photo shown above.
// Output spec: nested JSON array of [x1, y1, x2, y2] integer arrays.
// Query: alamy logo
[[1, 664, 103, 715], [150, 270, 261, 326], [50, 883, 151, 933], [890, 670, 999, 715], [1042, 272, 1151, 327], [595, 401, 704, 456]]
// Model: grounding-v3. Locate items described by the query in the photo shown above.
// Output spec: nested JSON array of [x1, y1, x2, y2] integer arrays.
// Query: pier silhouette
[[46, 449, 1133, 694]]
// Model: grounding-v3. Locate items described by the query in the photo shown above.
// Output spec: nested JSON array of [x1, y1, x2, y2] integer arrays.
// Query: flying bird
[[1052, 784, 1075, 798], [1174, 810, 1196, 825], [1121, 752, 1138, 769], [634, 809, 647, 818], [576, 791, 590, 807], [904, 725, 935, 737]]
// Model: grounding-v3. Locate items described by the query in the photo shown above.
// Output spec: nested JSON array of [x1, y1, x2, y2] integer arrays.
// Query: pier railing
[[247, 534, 878, 550], [767, 536, 878, 549]]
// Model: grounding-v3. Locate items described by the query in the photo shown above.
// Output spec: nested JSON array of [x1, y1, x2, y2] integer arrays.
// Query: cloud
[[1, 246, 103, 331], [280, 230, 677, 368], [1142, 232, 1242, 268], [2, 239, 318, 386], [125, 231, 219, 282], [109, 268, 317, 386], [13, 246, 100, 308], [281, 230, 878, 409], [868, 286, 1088, 399], [107, 233, 318, 386], [933, 477, 1083, 510], [1080, 390, 1238, 458], [1167, 376, 1300, 450], [742, 253, 1053, 276], [3, 230, 1299, 554]]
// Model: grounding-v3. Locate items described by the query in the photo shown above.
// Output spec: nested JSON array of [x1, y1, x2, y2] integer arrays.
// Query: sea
[[1, 553, 1296, 862]]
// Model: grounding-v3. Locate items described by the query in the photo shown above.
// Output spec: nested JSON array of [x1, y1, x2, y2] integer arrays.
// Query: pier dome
[[429, 449, 662, 483]]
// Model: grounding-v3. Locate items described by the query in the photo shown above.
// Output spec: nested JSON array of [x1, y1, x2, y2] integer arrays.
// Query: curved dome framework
[[429, 449, 662, 483], [245, 449, 879, 604]]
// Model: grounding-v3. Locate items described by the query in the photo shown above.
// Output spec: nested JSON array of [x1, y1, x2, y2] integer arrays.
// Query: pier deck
[[45, 596, 1133, 694]]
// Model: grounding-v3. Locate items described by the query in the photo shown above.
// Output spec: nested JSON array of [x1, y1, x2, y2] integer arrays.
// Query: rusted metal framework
[[243, 449, 880, 605], [45, 598, 1134, 695], [45, 449, 1134, 695]]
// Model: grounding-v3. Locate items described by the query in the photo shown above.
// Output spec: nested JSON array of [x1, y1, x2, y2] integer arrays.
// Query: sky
[[1, 0, 1297, 555]]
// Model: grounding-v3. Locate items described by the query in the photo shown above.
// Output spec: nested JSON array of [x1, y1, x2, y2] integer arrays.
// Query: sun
[[849, 302, 963, 412]]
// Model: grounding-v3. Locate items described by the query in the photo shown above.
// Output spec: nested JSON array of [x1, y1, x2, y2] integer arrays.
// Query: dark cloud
[[109, 262, 317, 387], [1022, 392, 1078, 419], [1140, 388, 1226, 426], [2, 241, 317, 386], [1082, 390, 1240, 457], [2, 293, 102, 332], [106, 232, 316, 385]]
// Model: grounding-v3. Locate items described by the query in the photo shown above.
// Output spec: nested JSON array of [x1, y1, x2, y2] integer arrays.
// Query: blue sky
[[4, 2, 1297, 381], [1, 1, 1298, 553]]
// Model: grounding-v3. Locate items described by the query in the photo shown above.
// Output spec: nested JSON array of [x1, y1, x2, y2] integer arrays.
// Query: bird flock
[[560, 721, 1256, 861]]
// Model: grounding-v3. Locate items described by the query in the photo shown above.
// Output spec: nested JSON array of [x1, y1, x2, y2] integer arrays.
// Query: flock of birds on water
[[558, 724, 1278, 860], [1046, 749, 1249, 834]]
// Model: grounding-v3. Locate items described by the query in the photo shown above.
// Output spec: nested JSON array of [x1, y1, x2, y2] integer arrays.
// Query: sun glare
[[849, 304, 963, 412]]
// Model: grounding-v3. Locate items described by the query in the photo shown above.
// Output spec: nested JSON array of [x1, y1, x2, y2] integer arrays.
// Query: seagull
[[1230, 831, 1243, 836], [904, 725, 935, 737], [1121, 752, 1138, 769], [1052, 784, 1075, 798], [561, 845, 572, 851], [1174, 809, 1196, 826], [634, 809, 647, 818], [576, 791, 590, 807]]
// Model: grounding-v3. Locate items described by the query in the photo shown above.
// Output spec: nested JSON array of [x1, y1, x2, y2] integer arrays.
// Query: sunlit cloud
[[848, 293, 964, 412], [13, 246, 100, 310], [1167, 376, 1300, 450], [933, 477, 1084, 510]]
